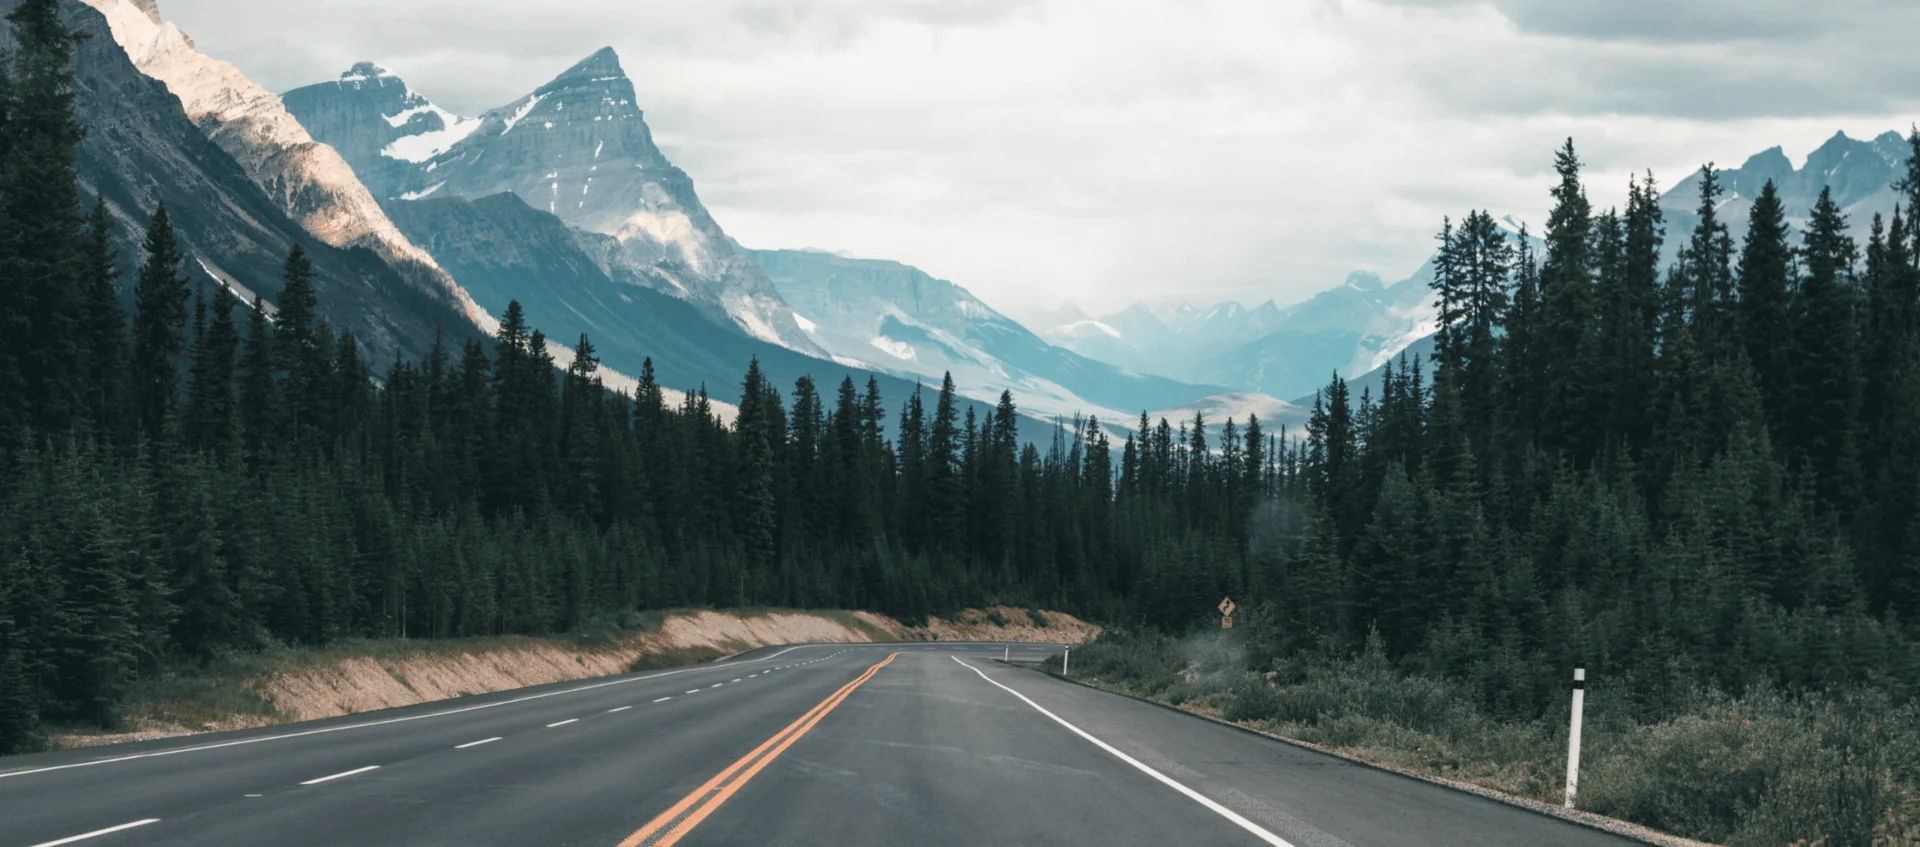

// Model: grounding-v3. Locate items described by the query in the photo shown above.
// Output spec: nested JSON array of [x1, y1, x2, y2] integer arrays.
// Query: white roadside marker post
[[1565, 668, 1586, 809], [1004, 646, 1009, 661], [1061, 646, 1071, 677]]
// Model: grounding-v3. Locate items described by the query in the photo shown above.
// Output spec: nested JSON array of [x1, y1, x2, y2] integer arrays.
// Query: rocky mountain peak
[[545, 46, 625, 89], [339, 61, 397, 84], [1344, 270, 1385, 292]]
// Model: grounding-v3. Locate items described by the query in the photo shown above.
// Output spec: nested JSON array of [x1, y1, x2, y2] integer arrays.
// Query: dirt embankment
[[59, 607, 1096, 748]]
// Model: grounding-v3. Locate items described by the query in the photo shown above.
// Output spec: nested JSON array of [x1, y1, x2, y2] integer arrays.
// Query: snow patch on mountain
[[81, 0, 489, 329]]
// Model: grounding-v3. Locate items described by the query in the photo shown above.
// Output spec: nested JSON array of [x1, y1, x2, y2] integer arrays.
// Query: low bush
[[1057, 628, 1920, 846]]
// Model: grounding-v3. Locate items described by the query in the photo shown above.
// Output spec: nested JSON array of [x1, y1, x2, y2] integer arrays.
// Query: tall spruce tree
[[1736, 180, 1795, 436], [0, 0, 88, 433], [129, 205, 191, 444]]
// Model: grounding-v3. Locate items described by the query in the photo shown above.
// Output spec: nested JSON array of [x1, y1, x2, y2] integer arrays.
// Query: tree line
[[0, 0, 1194, 751], [1, 0, 1914, 762], [1188, 140, 1920, 727]]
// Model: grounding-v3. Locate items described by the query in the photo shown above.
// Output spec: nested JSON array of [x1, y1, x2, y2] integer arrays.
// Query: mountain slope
[[748, 248, 1221, 422], [78, 0, 490, 334], [12, 0, 479, 366], [383, 193, 1062, 441], [282, 50, 818, 355]]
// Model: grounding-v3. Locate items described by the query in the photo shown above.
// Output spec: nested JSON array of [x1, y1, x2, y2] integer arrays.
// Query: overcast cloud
[[159, 0, 1920, 322]]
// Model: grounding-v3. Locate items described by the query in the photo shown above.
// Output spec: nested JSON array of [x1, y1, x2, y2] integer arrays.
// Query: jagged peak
[[543, 46, 626, 89], [1344, 270, 1385, 291], [1735, 146, 1792, 187], [132, 0, 162, 24], [339, 61, 396, 83]]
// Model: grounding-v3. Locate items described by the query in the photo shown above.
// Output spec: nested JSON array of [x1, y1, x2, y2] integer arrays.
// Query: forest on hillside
[[2, 13, 1918, 840]]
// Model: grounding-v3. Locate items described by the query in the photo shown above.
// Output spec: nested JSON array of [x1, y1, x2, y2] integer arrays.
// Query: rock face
[[279, 62, 480, 203], [6, 0, 480, 366], [77, 0, 492, 333], [749, 248, 1218, 422], [284, 48, 820, 355]]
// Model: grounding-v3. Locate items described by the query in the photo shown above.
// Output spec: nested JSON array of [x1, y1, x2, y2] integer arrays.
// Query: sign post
[[1565, 668, 1586, 809], [1219, 597, 1236, 630]]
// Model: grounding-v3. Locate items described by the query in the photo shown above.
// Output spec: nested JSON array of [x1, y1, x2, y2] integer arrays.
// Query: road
[[0, 643, 1638, 847]]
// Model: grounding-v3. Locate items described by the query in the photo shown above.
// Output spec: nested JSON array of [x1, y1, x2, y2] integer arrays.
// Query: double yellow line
[[617, 652, 900, 847]]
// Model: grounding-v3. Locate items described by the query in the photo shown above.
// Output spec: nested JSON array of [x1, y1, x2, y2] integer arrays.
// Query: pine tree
[[1737, 180, 1795, 421], [1536, 140, 1599, 456], [129, 205, 191, 444], [926, 373, 964, 551], [1791, 187, 1863, 512], [0, 0, 88, 433], [185, 283, 240, 453], [80, 197, 127, 430], [236, 297, 276, 458]]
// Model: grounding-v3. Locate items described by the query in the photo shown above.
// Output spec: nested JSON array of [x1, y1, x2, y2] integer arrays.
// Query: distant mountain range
[[1043, 265, 1444, 403], [55, 0, 1913, 442], [747, 248, 1221, 423], [280, 47, 1228, 426]]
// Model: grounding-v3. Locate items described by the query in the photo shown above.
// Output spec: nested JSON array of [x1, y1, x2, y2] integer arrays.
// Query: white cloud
[[154, 0, 1920, 317]]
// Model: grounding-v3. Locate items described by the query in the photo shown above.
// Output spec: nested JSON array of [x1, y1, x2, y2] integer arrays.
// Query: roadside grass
[[1049, 629, 1920, 847]]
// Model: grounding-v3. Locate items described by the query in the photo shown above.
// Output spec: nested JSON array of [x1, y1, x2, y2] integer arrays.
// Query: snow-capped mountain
[[78, 0, 489, 332], [747, 248, 1222, 424], [279, 62, 480, 203], [282, 49, 821, 356], [12, 0, 481, 367], [1046, 270, 1437, 402]]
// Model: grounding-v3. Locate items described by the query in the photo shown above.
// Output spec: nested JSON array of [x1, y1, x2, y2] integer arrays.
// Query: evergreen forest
[[1, 14, 1917, 842]]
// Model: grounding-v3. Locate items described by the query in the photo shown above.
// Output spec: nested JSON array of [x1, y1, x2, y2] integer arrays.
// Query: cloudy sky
[[161, 0, 1920, 323]]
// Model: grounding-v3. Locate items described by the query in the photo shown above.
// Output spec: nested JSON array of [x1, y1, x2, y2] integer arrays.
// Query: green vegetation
[[2, 6, 1918, 845], [1061, 630, 1920, 847]]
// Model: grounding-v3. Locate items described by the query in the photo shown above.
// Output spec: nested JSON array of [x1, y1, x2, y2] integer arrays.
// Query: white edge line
[[546, 719, 579, 728], [28, 819, 161, 847], [952, 657, 1297, 847], [300, 765, 379, 786], [0, 646, 828, 780], [455, 737, 501, 749]]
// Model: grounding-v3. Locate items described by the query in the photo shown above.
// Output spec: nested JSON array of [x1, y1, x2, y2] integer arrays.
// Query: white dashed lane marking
[[455, 737, 501, 749], [27, 819, 161, 847], [301, 765, 379, 786], [546, 719, 578, 728]]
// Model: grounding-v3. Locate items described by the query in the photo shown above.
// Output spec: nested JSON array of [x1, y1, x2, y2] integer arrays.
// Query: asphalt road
[[0, 642, 1638, 847]]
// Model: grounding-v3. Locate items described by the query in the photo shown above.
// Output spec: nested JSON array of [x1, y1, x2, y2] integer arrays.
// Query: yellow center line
[[617, 652, 899, 847]]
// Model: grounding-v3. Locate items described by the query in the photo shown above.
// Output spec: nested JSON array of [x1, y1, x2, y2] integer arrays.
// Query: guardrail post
[[1565, 668, 1585, 809]]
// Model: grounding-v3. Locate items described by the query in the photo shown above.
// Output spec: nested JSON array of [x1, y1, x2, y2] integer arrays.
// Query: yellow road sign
[[1218, 597, 1236, 616]]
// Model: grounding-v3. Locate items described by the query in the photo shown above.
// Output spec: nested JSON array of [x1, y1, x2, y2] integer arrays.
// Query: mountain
[[380, 193, 1063, 439], [746, 248, 1221, 423], [1663, 130, 1910, 267], [78, 0, 489, 337], [1048, 269, 1438, 401], [278, 62, 480, 203], [282, 49, 819, 356], [13, 0, 481, 365]]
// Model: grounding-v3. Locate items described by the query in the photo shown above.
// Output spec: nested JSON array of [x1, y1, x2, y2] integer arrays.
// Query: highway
[[0, 643, 1639, 847]]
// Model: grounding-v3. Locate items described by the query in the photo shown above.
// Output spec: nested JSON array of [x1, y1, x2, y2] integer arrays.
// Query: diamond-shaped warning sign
[[1218, 597, 1236, 616]]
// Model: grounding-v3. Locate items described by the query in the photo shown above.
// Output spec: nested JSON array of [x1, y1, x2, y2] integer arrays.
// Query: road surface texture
[[0, 643, 1637, 846]]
